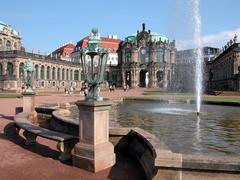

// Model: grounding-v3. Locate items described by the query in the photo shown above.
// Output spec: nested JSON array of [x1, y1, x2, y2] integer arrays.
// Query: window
[[66, 69, 69, 80], [52, 67, 56, 80], [6, 40, 11, 50], [40, 66, 44, 79], [125, 48, 131, 63], [7, 62, 14, 77], [47, 66, 50, 80], [62, 68, 65, 80], [156, 48, 164, 63], [0, 39, 2, 47], [57, 68, 60, 80], [74, 70, 79, 80], [139, 47, 149, 63], [70, 70, 73, 80], [34, 65, 39, 79]]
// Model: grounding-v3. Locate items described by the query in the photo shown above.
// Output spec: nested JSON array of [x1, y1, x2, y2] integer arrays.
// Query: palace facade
[[118, 24, 176, 88], [205, 37, 240, 91]]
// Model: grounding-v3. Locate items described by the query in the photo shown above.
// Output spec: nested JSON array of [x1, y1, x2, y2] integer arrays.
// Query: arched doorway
[[125, 71, 131, 87], [139, 69, 148, 87]]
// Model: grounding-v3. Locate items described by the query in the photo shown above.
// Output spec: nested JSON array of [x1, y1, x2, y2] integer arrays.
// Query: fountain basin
[[27, 100, 240, 179]]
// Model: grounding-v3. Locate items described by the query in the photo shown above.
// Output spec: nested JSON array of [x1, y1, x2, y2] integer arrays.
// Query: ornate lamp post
[[73, 28, 115, 172], [79, 28, 108, 101]]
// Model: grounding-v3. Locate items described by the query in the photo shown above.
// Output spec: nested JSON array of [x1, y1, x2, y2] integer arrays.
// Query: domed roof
[[124, 32, 168, 43], [0, 20, 20, 37]]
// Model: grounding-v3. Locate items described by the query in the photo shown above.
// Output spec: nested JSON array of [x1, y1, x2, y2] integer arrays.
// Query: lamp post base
[[72, 142, 115, 172], [73, 100, 115, 172]]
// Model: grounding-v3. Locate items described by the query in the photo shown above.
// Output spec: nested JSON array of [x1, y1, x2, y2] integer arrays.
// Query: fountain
[[193, 0, 203, 114]]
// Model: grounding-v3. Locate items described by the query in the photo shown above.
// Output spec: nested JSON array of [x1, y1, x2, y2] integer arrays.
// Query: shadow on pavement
[[2, 122, 63, 162], [0, 114, 14, 121]]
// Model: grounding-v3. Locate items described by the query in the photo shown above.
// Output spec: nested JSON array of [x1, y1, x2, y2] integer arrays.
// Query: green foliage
[[0, 93, 22, 98]]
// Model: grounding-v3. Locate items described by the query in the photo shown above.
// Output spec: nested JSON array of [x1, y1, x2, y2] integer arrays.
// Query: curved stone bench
[[14, 112, 79, 162]]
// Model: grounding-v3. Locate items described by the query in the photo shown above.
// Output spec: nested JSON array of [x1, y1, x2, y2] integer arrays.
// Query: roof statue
[[233, 34, 238, 43]]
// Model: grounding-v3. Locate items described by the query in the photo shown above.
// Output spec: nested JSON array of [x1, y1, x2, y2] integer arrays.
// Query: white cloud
[[176, 28, 240, 50]]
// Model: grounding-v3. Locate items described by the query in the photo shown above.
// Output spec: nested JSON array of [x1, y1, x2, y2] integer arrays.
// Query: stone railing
[[0, 50, 80, 66]]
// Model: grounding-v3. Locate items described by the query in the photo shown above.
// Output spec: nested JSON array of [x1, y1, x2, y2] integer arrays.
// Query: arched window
[[46, 66, 50, 80], [7, 62, 14, 77], [52, 67, 56, 80], [139, 47, 149, 63], [35, 65, 39, 79], [40, 65, 44, 79], [6, 40, 11, 50], [0, 63, 2, 75], [57, 68, 60, 80], [74, 70, 79, 80], [125, 48, 131, 63], [62, 68, 65, 80], [19, 63, 24, 79], [156, 48, 164, 63], [70, 70, 73, 80], [66, 69, 69, 80]]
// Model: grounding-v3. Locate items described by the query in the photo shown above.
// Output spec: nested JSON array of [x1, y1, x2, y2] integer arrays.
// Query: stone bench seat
[[14, 112, 79, 162]]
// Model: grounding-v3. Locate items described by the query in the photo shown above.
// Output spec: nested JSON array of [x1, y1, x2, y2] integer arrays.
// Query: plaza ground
[[0, 88, 239, 180]]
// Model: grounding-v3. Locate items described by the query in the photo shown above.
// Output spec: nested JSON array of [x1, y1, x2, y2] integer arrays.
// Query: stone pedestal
[[72, 100, 115, 172], [22, 92, 37, 123]]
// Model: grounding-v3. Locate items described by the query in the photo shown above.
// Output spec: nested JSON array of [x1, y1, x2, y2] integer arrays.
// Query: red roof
[[76, 36, 122, 52], [52, 43, 75, 54]]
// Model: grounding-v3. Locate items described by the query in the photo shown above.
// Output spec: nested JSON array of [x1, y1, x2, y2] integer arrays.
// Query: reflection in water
[[69, 100, 240, 156]]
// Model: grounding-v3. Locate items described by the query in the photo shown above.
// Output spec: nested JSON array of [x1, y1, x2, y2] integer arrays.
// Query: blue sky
[[1, 0, 240, 52]]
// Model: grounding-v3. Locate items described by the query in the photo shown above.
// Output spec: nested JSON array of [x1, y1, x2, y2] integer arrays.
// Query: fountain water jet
[[192, 0, 203, 114]]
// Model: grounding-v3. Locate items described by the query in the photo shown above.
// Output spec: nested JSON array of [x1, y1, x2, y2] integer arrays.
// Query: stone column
[[60, 68, 62, 81], [73, 100, 115, 172], [54, 67, 57, 81], [37, 66, 41, 80]]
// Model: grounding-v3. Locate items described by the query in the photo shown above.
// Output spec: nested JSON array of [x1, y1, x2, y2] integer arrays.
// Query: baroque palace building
[[118, 23, 176, 88], [205, 35, 240, 91], [0, 21, 82, 92]]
